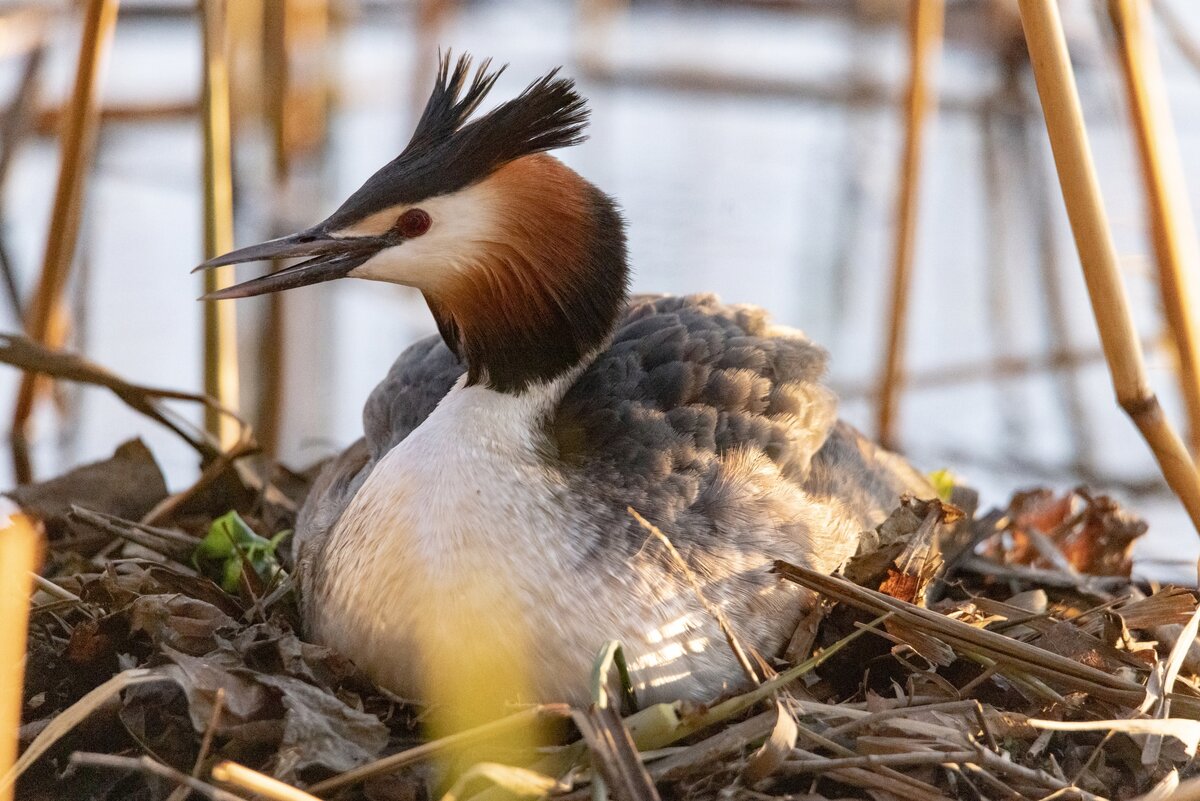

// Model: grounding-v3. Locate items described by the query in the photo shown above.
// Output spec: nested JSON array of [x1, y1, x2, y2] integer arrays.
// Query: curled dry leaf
[[740, 699, 798, 784], [982, 488, 1147, 577]]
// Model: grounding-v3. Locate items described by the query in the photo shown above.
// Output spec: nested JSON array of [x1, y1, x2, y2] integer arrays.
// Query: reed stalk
[[10, 0, 118, 482], [201, 0, 241, 450], [1108, 0, 1200, 460], [211, 762, 319, 801], [0, 513, 38, 801], [1016, 0, 1200, 535], [875, 0, 945, 449]]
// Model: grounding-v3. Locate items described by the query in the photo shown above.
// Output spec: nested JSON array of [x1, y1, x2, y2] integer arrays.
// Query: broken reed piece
[[1015, 0, 1200, 535], [211, 761, 320, 801], [1108, 0, 1200, 460], [875, 0, 945, 449], [0, 509, 39, 801], [10, 0, 119, 484], [200, 0, 241, 450]]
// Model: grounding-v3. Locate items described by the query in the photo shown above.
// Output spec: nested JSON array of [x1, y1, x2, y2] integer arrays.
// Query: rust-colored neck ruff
[[424, 156, 628, 394]]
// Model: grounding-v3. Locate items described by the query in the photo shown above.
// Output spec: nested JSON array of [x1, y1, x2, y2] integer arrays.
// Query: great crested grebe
[[198, 55, 932, 707]]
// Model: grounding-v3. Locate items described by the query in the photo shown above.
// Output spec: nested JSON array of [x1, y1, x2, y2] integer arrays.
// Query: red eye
[[397, 208, 431, 238]]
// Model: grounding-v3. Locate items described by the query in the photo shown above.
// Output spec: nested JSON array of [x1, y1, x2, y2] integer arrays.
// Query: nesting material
[[2, 338, 1199, 801]]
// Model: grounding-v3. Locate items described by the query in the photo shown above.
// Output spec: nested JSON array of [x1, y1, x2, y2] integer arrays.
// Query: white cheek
[[349, 241, 458, 288], [346, 186, 500, 289]]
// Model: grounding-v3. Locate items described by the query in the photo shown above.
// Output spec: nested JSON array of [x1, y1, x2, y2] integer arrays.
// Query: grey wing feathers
[[293, 436, 370, 620], [805, 421, 935, 533], [554, 293, 837, 483]]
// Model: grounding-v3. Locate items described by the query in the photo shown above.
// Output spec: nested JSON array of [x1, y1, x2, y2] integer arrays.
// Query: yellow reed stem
[[0, 514, 38, 801], [201, 0, 240, 449], [10, 0, 118, 483], [211, 761, 321, 801], [1016, 0, 1200, 535], [875, 0, 945, 449], [1108, 0, 1200, 459]]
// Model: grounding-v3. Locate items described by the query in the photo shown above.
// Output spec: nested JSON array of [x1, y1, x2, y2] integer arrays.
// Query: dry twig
[[70, 753, 248, 801], [211, 761, 320, 801]]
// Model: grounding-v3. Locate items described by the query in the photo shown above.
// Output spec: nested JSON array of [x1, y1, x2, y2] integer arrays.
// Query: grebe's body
[[295, 295, 928, 704], [200, 57, 931, 706]]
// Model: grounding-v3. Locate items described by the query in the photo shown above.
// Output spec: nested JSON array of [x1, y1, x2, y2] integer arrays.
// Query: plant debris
[[5, 341, 1200, 801]]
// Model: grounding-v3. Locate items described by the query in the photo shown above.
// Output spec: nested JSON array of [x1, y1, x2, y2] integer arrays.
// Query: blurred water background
[[4, 0, 1200, 581]]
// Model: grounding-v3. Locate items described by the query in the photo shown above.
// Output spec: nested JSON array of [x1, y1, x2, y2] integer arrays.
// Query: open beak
[[194, 227, 386, 300]]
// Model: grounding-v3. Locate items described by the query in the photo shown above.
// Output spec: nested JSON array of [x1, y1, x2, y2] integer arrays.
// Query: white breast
[[310, 377, 808, 707]]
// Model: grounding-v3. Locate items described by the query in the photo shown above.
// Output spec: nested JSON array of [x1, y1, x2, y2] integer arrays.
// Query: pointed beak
[[194, 227, 386, 300]]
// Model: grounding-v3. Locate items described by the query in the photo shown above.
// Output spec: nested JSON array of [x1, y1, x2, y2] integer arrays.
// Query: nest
[[3, 336, 1199, 801]]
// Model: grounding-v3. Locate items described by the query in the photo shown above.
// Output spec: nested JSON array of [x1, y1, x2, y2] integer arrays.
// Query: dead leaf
[[7, 440, 167, 547], [740, 699, 798, 784], [258, 673, 389, 779], [129, 594, 235, 655], [163, 647, 274, 731]]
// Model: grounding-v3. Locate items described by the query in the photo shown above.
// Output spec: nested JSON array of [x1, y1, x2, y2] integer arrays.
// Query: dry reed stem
[[308, 703, 572, 794], [1154, 0, 1200, 78], [821, 699, 981, 740], [200, 0, 241, 449], [1108, 0, 1200, 458], [646, 710, 777, 782], [10, 0, 119, 483], [1015, 0, 1200, 535], [875, 0, 945, 449], [0, 25, 45, 323], [782, 748, 976, 774], [773, 561, 1161, 710], [257, 0, 333, 457], [71, 753, 248, 801], [3, 669, 171, 790], [0, 514, 37, 801], [29, 572, 79, 603], [211, 762, 320, 801], [789, 716, 940, 799], [788, 746, 953, 801]]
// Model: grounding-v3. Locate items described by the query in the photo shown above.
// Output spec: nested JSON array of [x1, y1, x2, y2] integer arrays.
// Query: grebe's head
[[197, 54, 628, 393]]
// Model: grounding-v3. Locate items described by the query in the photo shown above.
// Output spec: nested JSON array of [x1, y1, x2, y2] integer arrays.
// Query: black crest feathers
[[323, 53, 590, 230]]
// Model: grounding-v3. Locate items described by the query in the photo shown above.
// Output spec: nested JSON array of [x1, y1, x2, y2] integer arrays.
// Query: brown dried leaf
[[983, 488, 1147, 577], [163, 647, 274, 730], [129, 594, 235, 655], [879, 568, 920, 603], [1061, 493, 1147, 577], [7, 440, 167, 546]]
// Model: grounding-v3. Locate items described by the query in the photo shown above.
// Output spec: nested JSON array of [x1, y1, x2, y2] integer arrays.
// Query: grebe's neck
[[422, 156, 628, 394], [431, 362, 588, 444]]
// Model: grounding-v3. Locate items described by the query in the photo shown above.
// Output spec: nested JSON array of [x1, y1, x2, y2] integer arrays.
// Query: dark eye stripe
[[397, 208, 432, 238]]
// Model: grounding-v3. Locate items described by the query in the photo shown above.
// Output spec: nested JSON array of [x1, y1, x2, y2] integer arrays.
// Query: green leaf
[[193, 511, 289, 593]]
